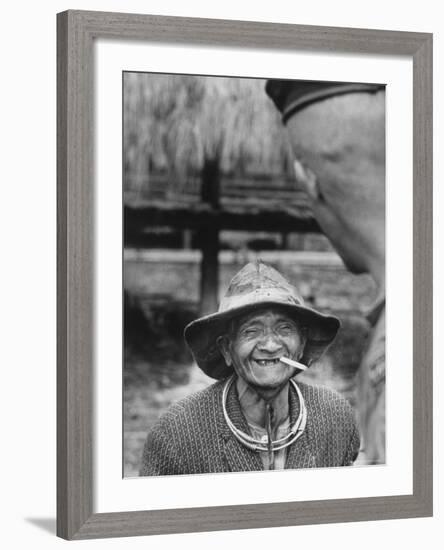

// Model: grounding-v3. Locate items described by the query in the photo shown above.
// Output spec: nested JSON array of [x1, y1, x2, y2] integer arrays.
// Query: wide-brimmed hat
[[184, 261, 340, 379]]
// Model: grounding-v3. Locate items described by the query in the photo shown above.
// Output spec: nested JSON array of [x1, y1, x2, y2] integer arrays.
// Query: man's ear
[[293, 159, 321, 201], [216, 335, 232, 366]]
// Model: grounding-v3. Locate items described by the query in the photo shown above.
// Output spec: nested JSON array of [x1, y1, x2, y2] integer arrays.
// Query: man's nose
[[257, 331, 283, 352]]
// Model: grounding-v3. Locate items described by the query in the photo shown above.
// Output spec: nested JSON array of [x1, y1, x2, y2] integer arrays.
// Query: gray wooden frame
[[57, 9, 433, 540]]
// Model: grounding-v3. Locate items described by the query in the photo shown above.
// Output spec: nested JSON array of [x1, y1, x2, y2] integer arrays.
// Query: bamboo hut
[[123, 73, 320, 315]]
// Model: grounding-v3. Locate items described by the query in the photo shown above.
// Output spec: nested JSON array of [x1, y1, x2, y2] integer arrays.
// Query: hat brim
[[184, 301, 340, 379]]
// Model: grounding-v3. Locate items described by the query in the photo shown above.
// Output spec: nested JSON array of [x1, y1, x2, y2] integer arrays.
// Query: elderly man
[[140, 261, 360, 475], [265, 79, 386, 464]]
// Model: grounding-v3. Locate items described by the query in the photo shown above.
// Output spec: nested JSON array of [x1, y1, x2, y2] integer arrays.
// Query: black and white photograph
[[2, 0, 438, 546], [123, 72, 386, 477]]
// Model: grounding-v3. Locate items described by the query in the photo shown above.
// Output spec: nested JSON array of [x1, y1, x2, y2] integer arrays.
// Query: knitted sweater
[[140, 379, 360, 476]]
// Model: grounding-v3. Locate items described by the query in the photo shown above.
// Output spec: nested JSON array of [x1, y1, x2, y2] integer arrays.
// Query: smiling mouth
[[253, 358, 282, 367]]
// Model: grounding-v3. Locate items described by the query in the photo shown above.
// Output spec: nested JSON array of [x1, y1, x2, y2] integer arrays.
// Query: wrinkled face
[[218, 307, 306, 391]]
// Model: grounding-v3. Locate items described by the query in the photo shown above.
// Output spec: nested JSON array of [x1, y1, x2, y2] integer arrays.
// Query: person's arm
[[139, 424, 185, 476], [343, 421, 361, 466]]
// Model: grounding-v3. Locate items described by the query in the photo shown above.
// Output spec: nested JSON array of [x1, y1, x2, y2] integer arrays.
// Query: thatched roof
[[123, 72, 294, 192]]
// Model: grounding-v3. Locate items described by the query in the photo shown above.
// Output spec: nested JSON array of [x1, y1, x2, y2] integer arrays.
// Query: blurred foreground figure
[[140, 261, 359, 475], [266, 80, 386, 464]]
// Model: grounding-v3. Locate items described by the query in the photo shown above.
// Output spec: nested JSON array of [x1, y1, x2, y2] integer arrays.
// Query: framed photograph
[[57, 10, 432, 540]]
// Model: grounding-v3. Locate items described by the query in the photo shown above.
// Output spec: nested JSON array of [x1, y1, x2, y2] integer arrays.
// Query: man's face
[[219, 307, 306, 391]]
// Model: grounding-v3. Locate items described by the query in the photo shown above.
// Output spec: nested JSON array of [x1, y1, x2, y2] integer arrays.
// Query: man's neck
[[236, 377, 290, 433]]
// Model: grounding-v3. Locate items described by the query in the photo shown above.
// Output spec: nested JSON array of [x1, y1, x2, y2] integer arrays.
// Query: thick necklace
[[221, 375, 307, 453]]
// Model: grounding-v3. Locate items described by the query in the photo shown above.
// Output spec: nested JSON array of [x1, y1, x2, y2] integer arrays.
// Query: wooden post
[[199, 227, 219, 315], [199, 158, 220, 316], [281, 232, 289, 250], [183, 229, 192, 250]]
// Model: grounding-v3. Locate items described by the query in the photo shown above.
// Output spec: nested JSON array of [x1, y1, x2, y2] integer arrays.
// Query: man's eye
[[243, 328, 259, 336], [277, 324, 294, 333]]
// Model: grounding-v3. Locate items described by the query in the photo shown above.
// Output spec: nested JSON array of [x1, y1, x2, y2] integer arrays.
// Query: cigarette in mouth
[[280, 356, 308, 370]]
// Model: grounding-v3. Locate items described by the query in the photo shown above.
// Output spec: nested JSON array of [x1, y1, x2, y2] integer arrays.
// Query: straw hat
[[184, 261, 340, 379]]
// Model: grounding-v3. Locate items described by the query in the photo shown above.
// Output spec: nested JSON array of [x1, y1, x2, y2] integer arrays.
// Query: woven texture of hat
[[219, 261, 303, 311]]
